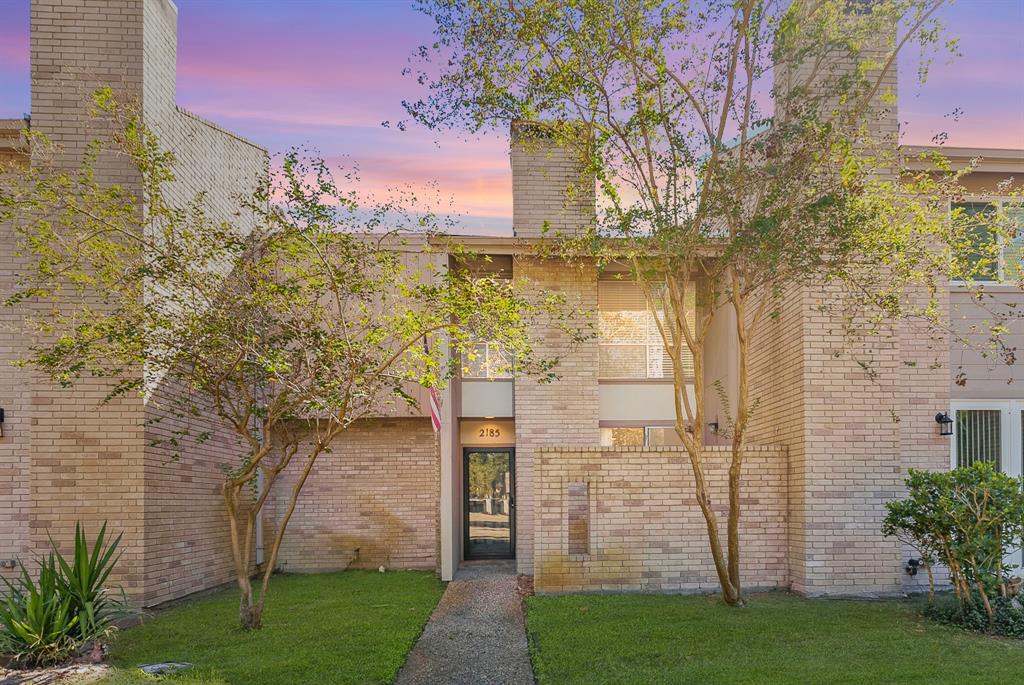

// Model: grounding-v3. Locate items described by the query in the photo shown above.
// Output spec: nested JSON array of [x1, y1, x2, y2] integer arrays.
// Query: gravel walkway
[[395, 560, 535, 685]]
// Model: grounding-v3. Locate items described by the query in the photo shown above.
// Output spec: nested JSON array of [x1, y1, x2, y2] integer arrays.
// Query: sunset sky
[[1, 0, 1022, 233]]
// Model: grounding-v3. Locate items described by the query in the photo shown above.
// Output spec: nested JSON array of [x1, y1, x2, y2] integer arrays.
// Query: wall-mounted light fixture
[[934, 412, 954, 437], [905, 558, 920, 577], [0, 407, 5, 438], [708, 420, 720, 435]]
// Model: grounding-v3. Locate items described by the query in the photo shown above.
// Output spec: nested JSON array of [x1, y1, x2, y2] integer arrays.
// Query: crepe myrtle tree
[[402, 0, 1021, 605], [1, 89, 583, 630]]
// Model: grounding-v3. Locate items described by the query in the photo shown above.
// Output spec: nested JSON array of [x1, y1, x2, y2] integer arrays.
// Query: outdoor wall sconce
[[708, 420, 720, 435], [905, 558, 920, 577], [0, 407, 5, 438], [934, 412, 954, 437]]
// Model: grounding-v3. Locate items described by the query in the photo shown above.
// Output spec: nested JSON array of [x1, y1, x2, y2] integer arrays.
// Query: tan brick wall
[[138, 0, 267, 606], [893, 286, 951, 592], [513, 258, 600, 574], [801, 285, 904, 596], [747, 279, 942, 597], [265, 418, 440, 573], [15, 0, 150, 595], [745, 9, 923, 597], [534, 445, 788, 593], [0, 0, 265, 603], [0, 119, 32, 577], [747, 283, 808, 590]]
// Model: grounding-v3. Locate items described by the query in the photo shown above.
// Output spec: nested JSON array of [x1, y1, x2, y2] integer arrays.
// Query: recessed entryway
[[463, 447, 515, 560]]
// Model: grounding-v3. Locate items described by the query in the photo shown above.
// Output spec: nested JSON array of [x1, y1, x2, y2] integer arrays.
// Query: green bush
[[0, 555, 79, 667], [52, 521, 126, 641], [884, 462, 1024, 633], [924, 594, 1024, 639], [0, 522, 125, 667]]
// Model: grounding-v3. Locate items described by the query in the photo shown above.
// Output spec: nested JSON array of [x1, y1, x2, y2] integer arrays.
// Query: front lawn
[[99, 571, 443, 685], [527, 592, 1024, 685]]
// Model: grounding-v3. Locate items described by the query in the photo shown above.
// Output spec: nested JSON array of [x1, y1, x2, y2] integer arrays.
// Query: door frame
[[949, 400, 1024, 569], [462, 447, 516, 560], [949, 400, 1023, 476]]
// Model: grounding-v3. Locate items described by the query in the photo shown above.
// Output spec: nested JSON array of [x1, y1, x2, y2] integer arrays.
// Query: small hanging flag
[[429, 387, 441, 433]]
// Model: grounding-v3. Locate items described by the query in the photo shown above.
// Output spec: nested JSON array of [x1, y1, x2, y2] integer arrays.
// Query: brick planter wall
[[534, 445, 788, 593]]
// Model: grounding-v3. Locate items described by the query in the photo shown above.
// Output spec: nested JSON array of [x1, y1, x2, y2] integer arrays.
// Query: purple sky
[[1, 0, 1022, 233]]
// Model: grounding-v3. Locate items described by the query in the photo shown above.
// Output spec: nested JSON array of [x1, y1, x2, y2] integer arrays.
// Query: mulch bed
[[0, 664, 110, 685]]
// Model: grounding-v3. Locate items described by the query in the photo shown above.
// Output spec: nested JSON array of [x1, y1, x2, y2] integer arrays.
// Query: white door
[[951, 400, 1024, 573]]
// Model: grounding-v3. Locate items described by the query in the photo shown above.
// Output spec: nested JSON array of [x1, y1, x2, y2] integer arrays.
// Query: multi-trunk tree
[[403, 0, 1021, 605], [1, 90, 581, 629]]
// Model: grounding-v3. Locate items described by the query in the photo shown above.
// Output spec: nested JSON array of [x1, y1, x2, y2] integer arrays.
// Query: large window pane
[[598, 280, 695, 379], [646, 426, 684, 446], [955, 409, 1001, 470], [462, 341, 513, 379], [955, 202, 1000, 282], [599, 427, 645, 447], [599, 426, 682, 447]]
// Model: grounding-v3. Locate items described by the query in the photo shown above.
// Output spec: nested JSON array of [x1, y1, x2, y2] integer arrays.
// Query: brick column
[[514, 258, 599, 575], [27, 0, 149, 598], [749, 281, 926, 596]]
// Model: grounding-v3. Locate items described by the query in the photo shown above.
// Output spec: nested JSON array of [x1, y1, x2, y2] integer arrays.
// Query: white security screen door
[[951, 401, 1024, 571]]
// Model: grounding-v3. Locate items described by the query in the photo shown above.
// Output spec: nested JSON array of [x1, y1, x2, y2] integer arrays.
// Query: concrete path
[[395, 560, 535, 685]]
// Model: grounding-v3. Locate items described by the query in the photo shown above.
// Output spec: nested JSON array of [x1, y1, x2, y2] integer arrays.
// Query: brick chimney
[[510, 120, 595, 239], [772, 2, 898, 153], [30, 0, 180, 171]]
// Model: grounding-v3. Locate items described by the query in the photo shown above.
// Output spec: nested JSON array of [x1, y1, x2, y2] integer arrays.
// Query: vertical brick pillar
[[0, 120, 31, 583], [28, 0, 148, 598], [749, 282, 908, 596], [514, 258, 599, 575], [798, 284, 904, 595], [747, 4, 927, 596]]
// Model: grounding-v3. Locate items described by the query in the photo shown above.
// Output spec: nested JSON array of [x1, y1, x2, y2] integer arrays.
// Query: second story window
[[953, 201, 1023, 283], [462, 341, 513, 379], [598, 279, 695, 380]]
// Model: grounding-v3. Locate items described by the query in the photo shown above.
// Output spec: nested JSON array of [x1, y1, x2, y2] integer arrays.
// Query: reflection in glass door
[[464, 449, 514, 559]]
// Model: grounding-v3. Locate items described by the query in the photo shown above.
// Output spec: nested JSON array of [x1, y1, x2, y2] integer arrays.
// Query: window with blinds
[[955, 409, 1002, 470], [597, 279, 695, 379]]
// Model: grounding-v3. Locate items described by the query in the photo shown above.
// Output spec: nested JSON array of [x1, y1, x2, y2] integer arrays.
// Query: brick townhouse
[[1, 0, 1022, 606]]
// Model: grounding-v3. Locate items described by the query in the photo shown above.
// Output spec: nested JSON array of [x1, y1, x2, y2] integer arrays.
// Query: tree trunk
[[224, 479, 267, 631], [687, 452, 741, 605], [238, 578, 263, 630], [726, 458, 744, 605]]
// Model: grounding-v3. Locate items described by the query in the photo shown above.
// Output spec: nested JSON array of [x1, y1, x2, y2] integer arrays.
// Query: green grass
[[527, 592, 1024, 685], [99, 571, 443, 685]]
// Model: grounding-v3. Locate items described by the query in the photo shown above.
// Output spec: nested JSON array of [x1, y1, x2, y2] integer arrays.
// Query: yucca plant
[[1, 521, 126, 667], [0, 555, 80, 667], [51, 521, 126, 641]]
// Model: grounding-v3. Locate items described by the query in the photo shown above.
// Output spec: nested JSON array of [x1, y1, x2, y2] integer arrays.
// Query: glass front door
[[464, 448, 515, 559]]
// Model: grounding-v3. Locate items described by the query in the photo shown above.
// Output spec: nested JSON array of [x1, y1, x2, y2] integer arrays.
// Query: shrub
[[0, 522, 125, 667], [884, 462, 1024, 632], [924, 594, 1024, 639], [52, 522, 126, 641], [0, 555, 79, 667]]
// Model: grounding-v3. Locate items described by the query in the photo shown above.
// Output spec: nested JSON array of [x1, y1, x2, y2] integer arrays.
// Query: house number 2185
[[479, 427, 501, 438]]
